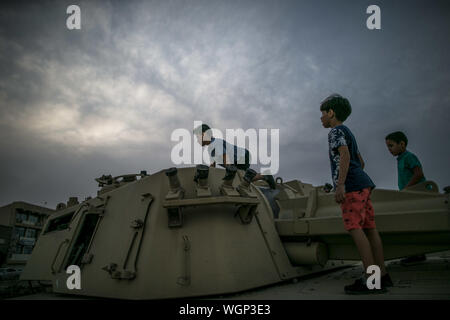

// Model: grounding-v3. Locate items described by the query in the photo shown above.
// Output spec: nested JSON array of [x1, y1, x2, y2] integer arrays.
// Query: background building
[[0, 202, 55, 266], [0, 225, 12, 266]]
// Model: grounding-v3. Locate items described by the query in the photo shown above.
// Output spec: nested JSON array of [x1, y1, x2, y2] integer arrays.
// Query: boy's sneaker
[[381, 273, 394, 287], [344, 278, 387, 295], [263, 175, 277, 189], [400, 254, 426, 266]]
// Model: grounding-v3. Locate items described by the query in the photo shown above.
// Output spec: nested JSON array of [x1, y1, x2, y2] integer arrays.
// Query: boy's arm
[[336, 145, 350, 203], [404, 153, 425, 189], [405, 166, 425, 188], [357, 152, 365, 169]]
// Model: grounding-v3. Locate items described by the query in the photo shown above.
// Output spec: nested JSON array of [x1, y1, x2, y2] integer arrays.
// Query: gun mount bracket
[[102, 263, 136, 280], [168, 207, 183, 228], [235, 204, 258, 224]]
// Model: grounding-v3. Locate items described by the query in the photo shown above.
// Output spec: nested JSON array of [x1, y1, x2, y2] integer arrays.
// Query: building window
[[15, 244, 23, 254], [25, 229, 37, 238], [14, 227, 25, 238], [28, 214, 38, 224], [23, 246, 34, 254], [15, 212, 28, 224]]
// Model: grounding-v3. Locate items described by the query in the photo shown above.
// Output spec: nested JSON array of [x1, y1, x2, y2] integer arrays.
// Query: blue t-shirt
[[207, 137, 250, 166], [397, 150, 425, 190], [328, 125, 375, 192]]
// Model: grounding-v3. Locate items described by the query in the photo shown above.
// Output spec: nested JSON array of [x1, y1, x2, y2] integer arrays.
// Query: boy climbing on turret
[[193, 123, 276, 189]]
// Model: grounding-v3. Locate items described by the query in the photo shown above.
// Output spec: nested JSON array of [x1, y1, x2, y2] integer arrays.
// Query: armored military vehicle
[[20, 166, 450, 299]]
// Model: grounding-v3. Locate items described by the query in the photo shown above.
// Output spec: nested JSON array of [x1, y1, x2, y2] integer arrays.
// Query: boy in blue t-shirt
[[320, 94, 392, 294], [385, 131, 427, 265]]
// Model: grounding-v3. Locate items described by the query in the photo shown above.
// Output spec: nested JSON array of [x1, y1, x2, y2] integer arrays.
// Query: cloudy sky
[[0, 0, 449, 208]]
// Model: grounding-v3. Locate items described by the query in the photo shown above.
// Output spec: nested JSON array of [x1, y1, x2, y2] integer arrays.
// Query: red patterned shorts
[[340, 187, 376, 231]]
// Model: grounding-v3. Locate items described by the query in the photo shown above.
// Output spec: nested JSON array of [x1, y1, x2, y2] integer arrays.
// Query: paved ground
[[224, 251, 450, 300]]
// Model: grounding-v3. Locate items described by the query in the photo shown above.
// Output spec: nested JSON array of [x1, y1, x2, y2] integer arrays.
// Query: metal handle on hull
[[177, 235, 191, 286], [51, 239, 69, 274]]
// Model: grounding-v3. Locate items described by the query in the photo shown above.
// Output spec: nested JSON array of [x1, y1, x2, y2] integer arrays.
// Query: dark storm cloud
[[0, 0, 449, 208]]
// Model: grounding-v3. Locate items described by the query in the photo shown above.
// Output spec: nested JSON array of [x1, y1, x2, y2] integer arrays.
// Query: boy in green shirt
[[385, 131, 426, 190], [385, 131, 427, 264]]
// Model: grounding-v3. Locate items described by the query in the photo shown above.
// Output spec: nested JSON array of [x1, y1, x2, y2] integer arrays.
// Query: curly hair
[[385, 131, 408, 147], [320, 94, 352, 122], [193, 124, 211, 135]]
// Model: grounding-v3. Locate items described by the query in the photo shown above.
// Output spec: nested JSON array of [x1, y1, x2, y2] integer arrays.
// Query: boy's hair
[[320, 94, 352, 122], [193, 124, 211, 135], [385, 131, 408, 147]]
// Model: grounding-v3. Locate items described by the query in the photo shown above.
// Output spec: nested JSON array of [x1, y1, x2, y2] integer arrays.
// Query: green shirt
[[397, 150, 426, 190]]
